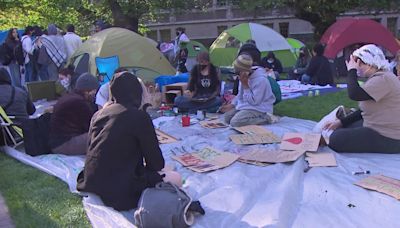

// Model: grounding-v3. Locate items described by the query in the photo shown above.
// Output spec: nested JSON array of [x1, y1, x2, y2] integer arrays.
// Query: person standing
[[174, 27, 190, 63], [4, 28, 23, 87], [63, 24, 82, 59], [21, 26, 36, 83]]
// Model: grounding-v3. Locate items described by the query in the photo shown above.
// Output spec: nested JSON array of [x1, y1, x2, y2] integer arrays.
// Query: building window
[[216, 0, 227, 7], [372, 18, 382, 23], [160, 29, 171, 42], [387, 17, 398, 37], [217, 25, 228, 35], [146, 30, 157, 41], [263, 23, 274, 29], [279, 22, 289, 38]]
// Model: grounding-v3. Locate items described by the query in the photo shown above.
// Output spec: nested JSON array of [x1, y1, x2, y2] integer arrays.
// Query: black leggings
[[329, 120, 400, 154]]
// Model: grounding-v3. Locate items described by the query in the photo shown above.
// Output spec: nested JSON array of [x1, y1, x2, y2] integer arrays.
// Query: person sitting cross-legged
[[221, 54, 276, 127]]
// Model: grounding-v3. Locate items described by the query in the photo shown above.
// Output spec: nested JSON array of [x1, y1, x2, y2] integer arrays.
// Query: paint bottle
[[308, 91, 313, 97], [196, 110, 205, 120], [315, 90, 320, 96]]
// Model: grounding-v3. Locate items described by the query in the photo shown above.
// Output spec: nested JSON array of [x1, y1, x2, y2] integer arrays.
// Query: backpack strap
[[3, 87, 16, 112]]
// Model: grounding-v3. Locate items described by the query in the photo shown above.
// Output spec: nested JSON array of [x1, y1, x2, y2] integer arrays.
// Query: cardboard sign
[[305, 152, 337, 167], [280, 133, 321, 152], [230, 133, 281, 145], [172, 147, 239, 173], [240, 149, 306, 163], [238, 158, 271, 167], [233, 125, 273, 135], [155, 129, 178, 144], [355, 175, 400, 200], [200, 119, 228, 129]]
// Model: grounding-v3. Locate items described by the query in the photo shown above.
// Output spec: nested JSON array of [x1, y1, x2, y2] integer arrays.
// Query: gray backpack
[[134, 182, 195, 228]]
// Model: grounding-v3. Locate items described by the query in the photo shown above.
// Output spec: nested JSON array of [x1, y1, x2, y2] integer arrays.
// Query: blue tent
[[0, 29, 24, 44]]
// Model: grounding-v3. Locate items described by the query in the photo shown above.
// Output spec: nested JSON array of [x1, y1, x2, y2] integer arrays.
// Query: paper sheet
[[172, 147, 239, 172], [305, 152, 337, 167], [240, 149, 306, 163], [280, 133, 321, 152], [230, 133, 281, 145], [200, 119, 229, 129], [355, 175, 400, 200], [233, 125, 273, 135], [155, 129, 178, 144]]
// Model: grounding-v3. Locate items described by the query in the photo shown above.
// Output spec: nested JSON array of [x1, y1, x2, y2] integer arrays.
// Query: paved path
[[0, 193, 14, 228]]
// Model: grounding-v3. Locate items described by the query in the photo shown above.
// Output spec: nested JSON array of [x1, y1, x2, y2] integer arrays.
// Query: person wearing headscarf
[[49, 73, 99, 155], [77, 72, 181, 211], [325, 44, 400, 153], [174, 52, 222, 113], [37, 24, 67, 81], [0, 68, 35, 120]]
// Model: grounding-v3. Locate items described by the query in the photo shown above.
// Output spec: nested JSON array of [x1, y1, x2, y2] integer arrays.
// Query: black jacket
[[306, 55, 334, 86], [77, 72, 164, 211]]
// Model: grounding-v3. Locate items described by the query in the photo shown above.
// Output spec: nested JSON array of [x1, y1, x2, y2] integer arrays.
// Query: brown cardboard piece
[[200, 119, 229, 129], [233, 125, 273, 135], [280, 132, 321, 152], [240, 149, 306, 163], [171, 147, 239, 172], [162, 82, 188, 104], [355, 175, 400, 200], [230, 133, 281, 145], [155, 129, 178, 144], [305, 152, 337, 167]]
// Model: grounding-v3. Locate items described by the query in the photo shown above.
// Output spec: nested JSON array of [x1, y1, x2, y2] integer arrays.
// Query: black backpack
[[14, 42, 24, 65]]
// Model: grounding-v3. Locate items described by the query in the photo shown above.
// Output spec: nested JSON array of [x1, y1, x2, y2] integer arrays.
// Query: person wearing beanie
[[0, 68, 36, 120], [77, 72, 182, 211], [174, 52, 222, 113], [49, 73, 99, 155], [221, 54, 276, 127], [325, 44, 400, 153]]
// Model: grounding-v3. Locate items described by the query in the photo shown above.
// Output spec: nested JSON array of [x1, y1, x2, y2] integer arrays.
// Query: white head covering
[[352, 44, 390, 71]]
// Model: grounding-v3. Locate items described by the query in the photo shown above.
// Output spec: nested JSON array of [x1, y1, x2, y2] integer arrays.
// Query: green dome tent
[[286, 38, 305, 58], [70, 27, 175, 82], [209, 23, 296, 68]]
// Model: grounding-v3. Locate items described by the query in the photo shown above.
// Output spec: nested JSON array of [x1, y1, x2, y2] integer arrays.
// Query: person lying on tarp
[[0, 68, 36, 122], [174, 52, 222, 113], [77, 71, 181, 211], [220, 54, 275, 127], [49, 73, 99, 155], [324, 44, 400, 153]]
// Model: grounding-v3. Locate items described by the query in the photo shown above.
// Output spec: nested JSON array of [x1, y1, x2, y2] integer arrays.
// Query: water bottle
[[315, 90, 320, 96], [308, 91, 313, 97]]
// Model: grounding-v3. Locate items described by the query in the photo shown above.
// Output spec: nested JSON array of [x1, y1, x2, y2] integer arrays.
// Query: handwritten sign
[[172, 147, 239, 173], [280, 133, 321, 152], [240, 149, 306, 163], [233, 125, 273, 135], [355, 175, 400, 200], [155, 129, 178, 144], [230, 133, 281, 145], [200, 119, 228, 129], [305, 152, 337, 167]]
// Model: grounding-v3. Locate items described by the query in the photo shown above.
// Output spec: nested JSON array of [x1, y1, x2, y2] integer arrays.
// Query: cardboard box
[[162, 82, 188, 104]]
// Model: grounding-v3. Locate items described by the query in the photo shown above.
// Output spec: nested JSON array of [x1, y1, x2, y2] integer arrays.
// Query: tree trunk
[[107, 0, 139, 33]]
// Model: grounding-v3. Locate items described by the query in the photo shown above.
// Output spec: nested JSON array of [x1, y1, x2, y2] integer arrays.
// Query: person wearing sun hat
[[221, 54, 275, 127], [49, 73, 99, 155], [325, 44, 400, 153]]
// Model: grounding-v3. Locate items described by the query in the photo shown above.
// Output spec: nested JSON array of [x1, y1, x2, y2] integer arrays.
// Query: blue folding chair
[[95, 56, 120, 85]]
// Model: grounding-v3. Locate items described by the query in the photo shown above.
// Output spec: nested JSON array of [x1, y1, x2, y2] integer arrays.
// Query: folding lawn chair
[[95, 56, 120, 85], [0, 106, 23, 148]]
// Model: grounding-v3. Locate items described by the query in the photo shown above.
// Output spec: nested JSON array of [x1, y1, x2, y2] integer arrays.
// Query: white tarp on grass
[[2, 116, 400, 228]]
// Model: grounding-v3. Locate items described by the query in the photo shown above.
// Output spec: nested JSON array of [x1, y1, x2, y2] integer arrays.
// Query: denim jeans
[[8, 62, 22, 87], [24, 61, 34, 82], [174, 96, 223, 113], [301, 74, 311, 84]]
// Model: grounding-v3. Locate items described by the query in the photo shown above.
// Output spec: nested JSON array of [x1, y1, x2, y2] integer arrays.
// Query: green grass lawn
[[0, 90, 357, 227]]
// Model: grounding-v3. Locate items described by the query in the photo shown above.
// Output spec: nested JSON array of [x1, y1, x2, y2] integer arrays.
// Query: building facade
[[144, 0, 400, 47]]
